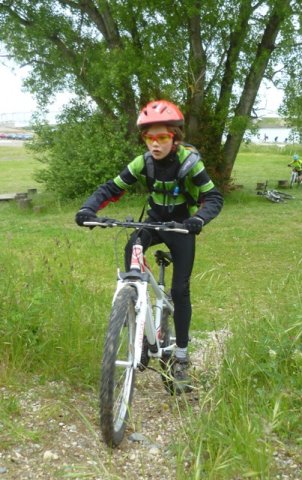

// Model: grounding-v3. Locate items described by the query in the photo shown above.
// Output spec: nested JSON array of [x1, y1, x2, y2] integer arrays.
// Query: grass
[[0, 145, 40, 193], [0, 143, 302, 478]]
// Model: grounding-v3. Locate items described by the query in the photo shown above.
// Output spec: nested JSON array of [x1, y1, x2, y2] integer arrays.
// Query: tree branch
[[214, 1, 254, 137], [58, 0, 121, 49]]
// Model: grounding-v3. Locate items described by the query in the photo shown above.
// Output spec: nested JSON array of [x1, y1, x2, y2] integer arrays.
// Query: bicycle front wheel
[[100, 284, 137, 447]]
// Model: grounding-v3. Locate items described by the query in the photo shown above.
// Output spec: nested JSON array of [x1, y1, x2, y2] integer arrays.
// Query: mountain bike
[[83, 218, 188, 447], [256, 181, 294, 203], [289, 169, 301, 188]]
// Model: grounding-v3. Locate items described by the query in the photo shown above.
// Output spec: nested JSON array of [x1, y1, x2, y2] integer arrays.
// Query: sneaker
[[172, 357, 192, 394]]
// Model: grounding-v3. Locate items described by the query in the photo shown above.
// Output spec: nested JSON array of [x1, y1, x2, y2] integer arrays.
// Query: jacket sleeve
[[189, 160, 224, 225], [81, 157, 143, 213], [81, 179, 125, 213], [195, 187, 224, 225]]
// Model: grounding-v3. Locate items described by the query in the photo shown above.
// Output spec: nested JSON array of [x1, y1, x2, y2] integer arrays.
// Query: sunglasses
[[142, 132, 174, 145]]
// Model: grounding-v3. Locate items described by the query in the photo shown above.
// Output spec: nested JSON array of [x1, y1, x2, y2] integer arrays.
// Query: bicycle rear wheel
[[100, 284, 137, 447], [274, 191, 294, 200]]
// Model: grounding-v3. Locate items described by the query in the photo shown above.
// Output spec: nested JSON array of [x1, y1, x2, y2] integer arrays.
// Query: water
[[247, 127, 293, 144]]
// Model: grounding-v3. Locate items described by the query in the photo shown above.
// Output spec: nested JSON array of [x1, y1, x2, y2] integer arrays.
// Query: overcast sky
[[0, 61, 284, 117], [0, 63, 71, 115]]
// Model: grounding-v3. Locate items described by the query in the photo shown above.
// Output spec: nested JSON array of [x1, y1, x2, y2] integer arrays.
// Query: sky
[[0, 61, 284, 120], [0, 62, 72, 123]]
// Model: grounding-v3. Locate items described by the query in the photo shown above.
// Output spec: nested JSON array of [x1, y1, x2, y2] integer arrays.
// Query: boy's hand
[[75, 208, 97, 226], [183, 216, 204, 234]]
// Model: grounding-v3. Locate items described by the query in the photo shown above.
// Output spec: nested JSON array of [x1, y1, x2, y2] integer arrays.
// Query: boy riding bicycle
[[288, 153, 302, 186], [76, 100, 223, 393]]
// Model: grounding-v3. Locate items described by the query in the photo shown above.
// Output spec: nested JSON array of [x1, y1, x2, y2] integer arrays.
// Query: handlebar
[[83, 218, 189, 234]]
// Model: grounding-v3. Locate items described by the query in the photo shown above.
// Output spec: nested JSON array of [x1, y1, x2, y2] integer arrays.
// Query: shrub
[[30, 101, 141, 199]]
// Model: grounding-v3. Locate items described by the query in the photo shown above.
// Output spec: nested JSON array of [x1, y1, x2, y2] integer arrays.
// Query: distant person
[[274, 136, 278, 142], [288, 154, 302, 186], [263, 134, 268, 142], [284, 138, 288, 143]]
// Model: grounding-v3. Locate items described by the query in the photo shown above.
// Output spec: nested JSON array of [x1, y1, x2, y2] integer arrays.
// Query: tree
[[279, 70, 302, 144], [0, 0, 301, 193]]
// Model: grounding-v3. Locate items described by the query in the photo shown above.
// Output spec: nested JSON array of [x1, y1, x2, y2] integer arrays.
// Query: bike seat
[[154, 250, 172, 266]]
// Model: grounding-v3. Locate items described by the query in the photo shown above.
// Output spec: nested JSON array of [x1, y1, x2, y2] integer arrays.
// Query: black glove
[[183, 216, 204, 234], [75, 208, 97, 226]]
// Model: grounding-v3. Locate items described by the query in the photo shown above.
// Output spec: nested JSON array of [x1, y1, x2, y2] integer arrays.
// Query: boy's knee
[[171, 281, 190, 300]]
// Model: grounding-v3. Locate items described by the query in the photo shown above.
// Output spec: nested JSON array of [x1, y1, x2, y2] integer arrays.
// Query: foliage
[[279, 72, 302, 143], [0, 1, 301, 190], [30, 101, 138, 198]]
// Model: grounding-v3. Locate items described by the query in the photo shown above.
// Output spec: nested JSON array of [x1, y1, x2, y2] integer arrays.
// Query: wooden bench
[[0, 193, 17, 201], [0, 189, 37, 205]]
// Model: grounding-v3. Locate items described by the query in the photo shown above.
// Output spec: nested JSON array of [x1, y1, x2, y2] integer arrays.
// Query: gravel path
[[1, 330, 301, 479], [1, 370, 197, 479]]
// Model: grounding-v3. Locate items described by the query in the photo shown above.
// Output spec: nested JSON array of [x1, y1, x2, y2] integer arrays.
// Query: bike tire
[[266, 193, 283, 203], [274, 191, 294, 200], [100, 284, 137, 447]]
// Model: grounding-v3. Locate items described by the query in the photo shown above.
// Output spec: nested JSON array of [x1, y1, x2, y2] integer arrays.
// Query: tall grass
[[0, 144, 302, 477]]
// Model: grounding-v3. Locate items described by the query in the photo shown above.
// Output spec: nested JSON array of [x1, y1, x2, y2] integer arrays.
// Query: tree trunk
[[213, 1, 254, 145], [220, 0, 291, 186]]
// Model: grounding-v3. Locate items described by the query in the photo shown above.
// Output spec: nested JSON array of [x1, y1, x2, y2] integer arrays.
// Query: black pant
[[125, 228, 196, 348]]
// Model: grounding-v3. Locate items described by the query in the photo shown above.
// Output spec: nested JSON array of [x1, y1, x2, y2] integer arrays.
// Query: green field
[[0, 145, 40, 193], [0, 144, 302, 478]]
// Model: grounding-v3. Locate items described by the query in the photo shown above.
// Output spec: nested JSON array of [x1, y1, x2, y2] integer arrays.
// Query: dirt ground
[[1, 331, 301, 480], [0, 332, 230, 480]]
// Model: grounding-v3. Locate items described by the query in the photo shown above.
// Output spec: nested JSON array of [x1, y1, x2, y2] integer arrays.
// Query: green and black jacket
[[82, 145, 223, 224]]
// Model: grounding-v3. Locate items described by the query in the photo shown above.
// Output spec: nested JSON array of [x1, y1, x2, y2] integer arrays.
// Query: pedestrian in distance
[[75, 100, 224, 393]]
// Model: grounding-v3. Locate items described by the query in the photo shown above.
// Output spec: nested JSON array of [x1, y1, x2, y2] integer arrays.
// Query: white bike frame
[[84, 219, 187, 371], [290, 170, 298, 187], [112, 241, 174, 370]]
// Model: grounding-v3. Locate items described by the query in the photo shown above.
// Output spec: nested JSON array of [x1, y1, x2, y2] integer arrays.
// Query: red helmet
[[137, 100, 184, 129]]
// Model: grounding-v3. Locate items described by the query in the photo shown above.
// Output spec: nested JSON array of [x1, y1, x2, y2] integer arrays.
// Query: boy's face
[[143, 124, 174, 160]]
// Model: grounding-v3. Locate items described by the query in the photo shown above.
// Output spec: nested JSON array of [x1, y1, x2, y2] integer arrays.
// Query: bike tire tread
[[100, 284, 137, 447]]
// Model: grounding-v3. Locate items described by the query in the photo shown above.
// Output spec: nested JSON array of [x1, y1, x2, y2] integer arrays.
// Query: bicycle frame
[[256, 180, 294, 203], [84, 218, 188, 446], [289, 169, 301, 188], [290, 170, 298, 186], [112, 239, 174, 370], [84, 219, 186, 369]]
